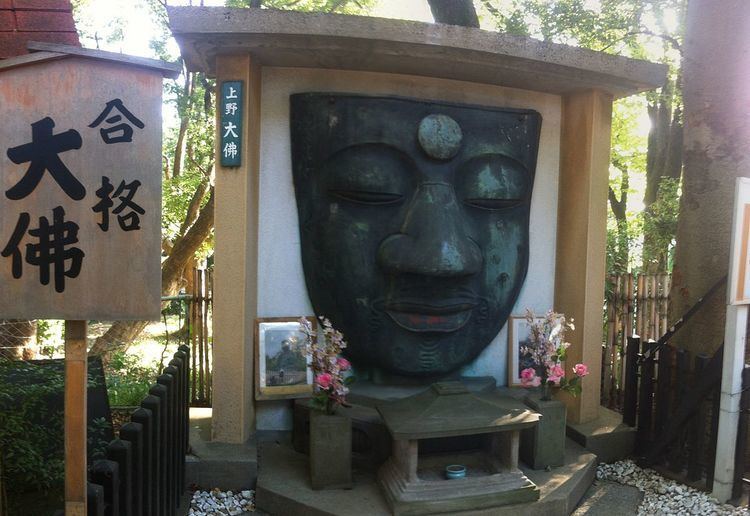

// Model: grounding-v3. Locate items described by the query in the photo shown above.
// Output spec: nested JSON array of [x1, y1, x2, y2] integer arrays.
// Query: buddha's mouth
[[384, 299, 477, 333]]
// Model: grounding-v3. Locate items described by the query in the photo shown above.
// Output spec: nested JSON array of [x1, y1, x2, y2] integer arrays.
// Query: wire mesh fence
[[0, 268, 213, 407]]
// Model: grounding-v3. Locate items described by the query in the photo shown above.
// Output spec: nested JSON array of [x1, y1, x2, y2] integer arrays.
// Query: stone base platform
[[566, 407, 635, 464], [255, 438, 597, 516], [186, 408, 258, 490]]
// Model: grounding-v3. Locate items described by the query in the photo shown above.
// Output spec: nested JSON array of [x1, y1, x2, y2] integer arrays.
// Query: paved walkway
[[573, 479, 643, 515]]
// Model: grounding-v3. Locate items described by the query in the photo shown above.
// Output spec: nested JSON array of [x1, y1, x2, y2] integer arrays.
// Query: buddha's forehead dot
[[417, 114, 463, 160]]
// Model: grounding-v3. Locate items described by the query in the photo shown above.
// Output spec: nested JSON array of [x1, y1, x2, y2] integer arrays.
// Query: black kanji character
[[1, 212, 30, 278], [89, 98, 145, 144], [6, 117, 84, 200], [92, 176, 145, 231], [25, 206, 84, 293]]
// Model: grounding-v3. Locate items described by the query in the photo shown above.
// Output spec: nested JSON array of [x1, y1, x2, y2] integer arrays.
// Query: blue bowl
[[445, 464, 466, 479]]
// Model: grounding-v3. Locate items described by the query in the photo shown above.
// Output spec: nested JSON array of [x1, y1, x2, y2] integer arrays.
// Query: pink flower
[[520, 368, 541, 387], [316, 373, 332, 389], [547, 364, 565, 385], [573, 363, 589, 377], [337, 357, 351, 371]]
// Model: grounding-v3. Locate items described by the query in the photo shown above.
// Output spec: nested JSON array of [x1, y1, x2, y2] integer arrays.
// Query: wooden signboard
[[728, 178, 750, 305], [0, 55, 163, 320]]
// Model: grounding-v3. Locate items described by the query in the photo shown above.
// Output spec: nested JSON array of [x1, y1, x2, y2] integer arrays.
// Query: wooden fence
[[602, 273, 671, 409], [70, 345, 190, 516], [190, 268, 213, 407], [622, 337, 749, 497]]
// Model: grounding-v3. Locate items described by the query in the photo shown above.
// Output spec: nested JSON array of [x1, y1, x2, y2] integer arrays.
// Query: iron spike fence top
[[640, 275, 727, 363]]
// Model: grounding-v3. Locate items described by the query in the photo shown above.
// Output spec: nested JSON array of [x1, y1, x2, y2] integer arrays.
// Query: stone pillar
[[211, 54, 261, 442], [555, 89, 612, 424]]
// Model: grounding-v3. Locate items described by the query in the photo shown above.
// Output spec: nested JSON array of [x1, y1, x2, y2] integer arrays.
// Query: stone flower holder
[[309, 410, 352, 490], [520, 391, 566, 470]]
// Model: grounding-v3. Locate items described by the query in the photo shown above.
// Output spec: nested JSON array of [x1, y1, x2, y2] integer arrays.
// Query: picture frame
[[507, 315, 545, 387], [254, 316, 315, 400]]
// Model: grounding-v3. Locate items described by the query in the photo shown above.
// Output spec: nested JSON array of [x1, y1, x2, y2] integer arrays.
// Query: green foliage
[[105, 350, 160, 407], [481, 1, 685, 275], [0, 359, 111, 513], [0, 360, 65, 492]]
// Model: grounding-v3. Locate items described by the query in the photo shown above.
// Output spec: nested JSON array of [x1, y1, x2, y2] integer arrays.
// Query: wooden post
[[64, 320, 87, 516], [554, 88, 612, 424], [622, 336, 640, 427]]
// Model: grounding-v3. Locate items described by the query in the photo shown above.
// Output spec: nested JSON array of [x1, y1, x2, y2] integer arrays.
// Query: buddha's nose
[[377, 183, 482, 277]]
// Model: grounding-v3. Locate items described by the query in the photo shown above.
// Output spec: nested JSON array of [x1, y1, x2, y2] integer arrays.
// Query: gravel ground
[[597, 460, 749, 515], [187, 488, 255, 515]]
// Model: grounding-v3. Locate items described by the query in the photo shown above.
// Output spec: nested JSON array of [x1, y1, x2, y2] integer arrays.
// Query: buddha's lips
[[385, 300, 477, 333]]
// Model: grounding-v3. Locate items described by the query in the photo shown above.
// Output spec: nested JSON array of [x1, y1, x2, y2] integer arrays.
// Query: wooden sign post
[[0, 43, 178, 515], [713, 177, 750, 502], [64, 320, 87, 516]]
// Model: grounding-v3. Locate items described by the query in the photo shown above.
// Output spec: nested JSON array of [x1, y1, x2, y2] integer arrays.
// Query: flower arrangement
[[299, 316, 354, 414], [519, 309, 588, 400]]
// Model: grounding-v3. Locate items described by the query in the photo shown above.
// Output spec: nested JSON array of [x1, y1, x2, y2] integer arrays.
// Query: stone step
[[572, 480, 643, 515]]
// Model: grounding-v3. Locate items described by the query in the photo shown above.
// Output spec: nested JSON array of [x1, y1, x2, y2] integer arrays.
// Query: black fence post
[[637, 340, 656, 451], [162, 366, 181, 510], [667, 348, 691, 473], [654, 345, 674, 436], [89, 459, 120, 516], [87, 482, 105, 516], [687, 353, 710, 481], [170, 354, 187, 497], [144, 389, 166, 516], [178, 344, 190, 451], [131, 407, 153, 516], [623, 336, 640, 427], [119, 422, 143, 516], [151, 381, 172, 516], [106, 439, 132, 516]]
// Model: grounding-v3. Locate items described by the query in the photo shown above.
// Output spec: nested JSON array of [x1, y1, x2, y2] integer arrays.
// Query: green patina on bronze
[[290, 94, 542, 377]]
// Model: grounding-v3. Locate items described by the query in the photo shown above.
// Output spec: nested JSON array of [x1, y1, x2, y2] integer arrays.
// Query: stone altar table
[[377, 382, 541, 515]]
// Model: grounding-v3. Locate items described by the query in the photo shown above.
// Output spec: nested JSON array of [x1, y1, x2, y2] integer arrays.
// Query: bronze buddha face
[[291, 94, 541, 377]]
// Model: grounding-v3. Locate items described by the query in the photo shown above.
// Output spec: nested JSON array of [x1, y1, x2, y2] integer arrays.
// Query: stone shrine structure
[[168, 6, 666, 514]]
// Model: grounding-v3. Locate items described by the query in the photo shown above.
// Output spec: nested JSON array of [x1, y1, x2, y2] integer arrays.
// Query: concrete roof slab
[[167, 7, 667, 98]]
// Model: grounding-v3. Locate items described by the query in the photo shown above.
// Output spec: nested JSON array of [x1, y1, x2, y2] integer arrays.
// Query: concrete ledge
[[566, 406, 636, 464], [167, 7, 667, 98], [186, 408, 258, 490], [256, 438, 596, 515]]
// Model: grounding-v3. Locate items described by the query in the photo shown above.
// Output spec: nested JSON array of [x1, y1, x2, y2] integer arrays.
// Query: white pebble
[[596, 460, 749, 516]]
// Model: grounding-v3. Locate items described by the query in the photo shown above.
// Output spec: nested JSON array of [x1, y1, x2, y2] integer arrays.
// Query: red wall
[[0, 0, 80, 59]]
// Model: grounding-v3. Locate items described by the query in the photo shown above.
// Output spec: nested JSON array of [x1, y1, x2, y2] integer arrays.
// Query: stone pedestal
[[309, 411, 352, 490], [521, 395, 566, 470]]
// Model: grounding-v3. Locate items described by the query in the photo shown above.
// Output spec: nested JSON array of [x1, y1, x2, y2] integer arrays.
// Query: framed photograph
[[254, 317, 315, 400], [508, 315, 544, 387]]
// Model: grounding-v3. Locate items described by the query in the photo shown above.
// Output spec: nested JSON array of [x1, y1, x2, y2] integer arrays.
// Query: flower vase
[[309, 410, 352, 490], [520, 388, 566, 470]]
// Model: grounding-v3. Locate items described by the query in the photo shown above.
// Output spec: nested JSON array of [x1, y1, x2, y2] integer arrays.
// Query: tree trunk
[[669, 0, 750, 356], [608, 165, 629, 273], [89, 189, 215, 358], [642, 79, 683, 273], [172, 72, 193, 179], [427, 0, 479, 28]]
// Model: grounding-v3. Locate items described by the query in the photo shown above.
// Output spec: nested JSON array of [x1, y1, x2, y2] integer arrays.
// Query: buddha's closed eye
[[322, 143, 414, 206], [457, 154, 530, 211]]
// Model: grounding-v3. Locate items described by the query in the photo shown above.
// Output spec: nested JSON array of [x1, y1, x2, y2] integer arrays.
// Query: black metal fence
[[87, 344, 190, 516], [623, 336, 748, 497]]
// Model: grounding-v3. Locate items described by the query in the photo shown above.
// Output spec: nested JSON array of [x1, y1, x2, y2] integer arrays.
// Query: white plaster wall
[[255, 67, 560, 429]]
